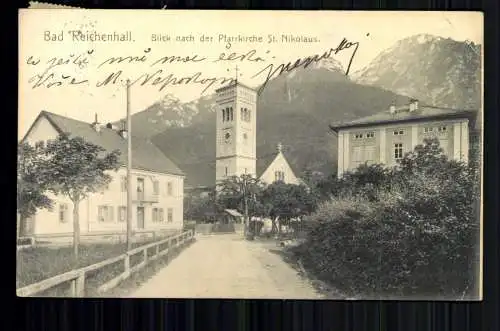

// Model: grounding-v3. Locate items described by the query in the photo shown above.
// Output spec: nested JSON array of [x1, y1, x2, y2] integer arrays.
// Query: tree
[[261, 181, 318, 234], [216, 174, 265, 235], [17, 142, 53, 238], [44, 133, 120, 261]]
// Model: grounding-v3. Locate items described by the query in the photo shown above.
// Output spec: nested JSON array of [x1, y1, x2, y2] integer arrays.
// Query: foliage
[[216, 174, 266, 217], [261, 181, 318, 220], [43, 133, 121, 260], [17, 142, 54, 225], [45, 133, 121, 202], [295, 138, 481, 299]]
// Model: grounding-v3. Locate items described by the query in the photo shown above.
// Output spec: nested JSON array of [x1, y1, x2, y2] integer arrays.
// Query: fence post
[[70, 272, 85, 297], [124, 254, 130, 278]]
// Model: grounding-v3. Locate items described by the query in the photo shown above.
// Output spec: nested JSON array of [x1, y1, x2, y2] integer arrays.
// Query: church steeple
[[215, 76, 258, 184]]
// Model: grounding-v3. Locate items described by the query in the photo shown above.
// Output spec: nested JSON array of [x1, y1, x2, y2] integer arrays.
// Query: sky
[[18, 10, 483, 139]]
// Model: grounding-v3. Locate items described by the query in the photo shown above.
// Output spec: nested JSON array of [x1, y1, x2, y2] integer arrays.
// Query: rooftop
[[25, 111, 185, 176], [330, 102, 479, 132]]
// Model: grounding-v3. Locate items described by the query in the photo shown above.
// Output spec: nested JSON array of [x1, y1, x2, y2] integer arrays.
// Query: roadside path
[[128, 234, 322, 299]]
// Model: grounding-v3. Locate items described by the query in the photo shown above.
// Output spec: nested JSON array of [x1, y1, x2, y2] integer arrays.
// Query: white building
[[19, 111, 185, 237], [330, 99, 480, 177]]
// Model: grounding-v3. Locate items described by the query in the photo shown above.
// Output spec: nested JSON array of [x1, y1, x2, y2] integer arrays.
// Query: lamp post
[[126, 79, 132, 251]]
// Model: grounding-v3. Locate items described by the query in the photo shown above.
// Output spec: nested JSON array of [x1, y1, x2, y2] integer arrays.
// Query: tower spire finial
[[227, 65, 241, 85], [277, 142, 283, 153]]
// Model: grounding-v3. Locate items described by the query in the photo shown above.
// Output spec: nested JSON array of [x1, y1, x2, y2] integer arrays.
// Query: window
[[118, 206, 126, 222], [59, 204, 69, 223], [393, 130, 405, 136], [394, 143, 403, 160], [153, 180, 159, 195], [167, 182, 173, 196], [438, 126, 447, 132], [98, 205, 114, 222], [354, 133, 363, 139], [152, 208, 164, 223], [120, 176, 127, 192], [274, 171, 285, 182], [365, 146, 376, 162], [167, 208, 173, 223], [352, 146, 363, 162], [366, 132, 375, 138], [221, 109, 226, 122], [424, 127, 434, 133], [225, 167, 228, 177], [230, 107, 234, 121]]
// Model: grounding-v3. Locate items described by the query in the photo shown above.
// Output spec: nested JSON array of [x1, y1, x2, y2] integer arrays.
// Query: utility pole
[[126, 79, 132, 251]]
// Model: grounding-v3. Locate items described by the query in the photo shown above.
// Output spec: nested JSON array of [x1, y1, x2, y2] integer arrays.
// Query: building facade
[[330, 99, 479, 177], [20, 111, 185, 236]]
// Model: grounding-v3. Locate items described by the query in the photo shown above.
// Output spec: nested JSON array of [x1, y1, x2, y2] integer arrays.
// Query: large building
[[330, 99, 480, 176], [19, 111, 185, 237]]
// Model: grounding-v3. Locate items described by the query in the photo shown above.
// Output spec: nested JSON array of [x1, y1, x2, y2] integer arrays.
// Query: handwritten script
[[24, 37, 360, 96]]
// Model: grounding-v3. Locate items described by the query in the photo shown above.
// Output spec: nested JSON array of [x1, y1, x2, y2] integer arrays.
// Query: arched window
[[230, 107, 234, 121], [221, 109, 225, 122], [226, 108, 230, 122]]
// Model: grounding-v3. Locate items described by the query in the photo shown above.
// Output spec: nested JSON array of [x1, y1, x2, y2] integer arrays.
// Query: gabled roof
[[256, 150, 300, 179], [329, 105, 479, 132], [24, 111, 184, 176]]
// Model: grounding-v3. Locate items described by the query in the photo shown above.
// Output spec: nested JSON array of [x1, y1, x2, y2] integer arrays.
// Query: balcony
[[132, 191, 159, 203]]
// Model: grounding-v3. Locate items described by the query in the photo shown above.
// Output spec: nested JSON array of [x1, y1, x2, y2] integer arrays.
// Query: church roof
[[23, 111, 184, 176]]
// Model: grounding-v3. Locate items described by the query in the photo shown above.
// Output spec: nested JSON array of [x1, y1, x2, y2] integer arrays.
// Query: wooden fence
[[16, 229, 194, 297]]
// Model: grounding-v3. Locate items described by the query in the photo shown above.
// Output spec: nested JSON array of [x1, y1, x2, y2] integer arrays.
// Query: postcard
[[17, 9, 483, 300]]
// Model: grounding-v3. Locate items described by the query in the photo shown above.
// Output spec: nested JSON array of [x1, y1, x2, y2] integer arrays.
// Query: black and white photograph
[[17, 10, 483, 300]]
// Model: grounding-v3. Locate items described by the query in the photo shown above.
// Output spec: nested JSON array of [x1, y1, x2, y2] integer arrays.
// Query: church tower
[[215, 80, 257, 184]]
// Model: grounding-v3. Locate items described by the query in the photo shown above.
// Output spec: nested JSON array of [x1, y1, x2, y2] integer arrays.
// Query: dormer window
[[355, 133, 363, 139], [366, 132, 375, 138], [438, 126, 447, 132]]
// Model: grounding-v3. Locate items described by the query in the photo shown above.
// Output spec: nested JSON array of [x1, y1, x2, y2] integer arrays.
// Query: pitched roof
[[329, 104, 479, 132], [27, 111, 184, 176]]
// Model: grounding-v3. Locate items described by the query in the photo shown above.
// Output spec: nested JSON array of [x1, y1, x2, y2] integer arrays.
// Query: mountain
[[352, 34, 482, 110], [115, 34, 481, 187]]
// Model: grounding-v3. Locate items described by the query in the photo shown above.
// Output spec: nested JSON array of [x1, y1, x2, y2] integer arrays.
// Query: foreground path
[[128, 234, 322, 299]]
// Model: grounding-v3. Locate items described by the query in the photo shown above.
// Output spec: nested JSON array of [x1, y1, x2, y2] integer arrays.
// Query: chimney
[[118, 120, 128, 139], [389, 102, 396, 114], [409, 98, 419, 112], [91, 113, 102, 132]]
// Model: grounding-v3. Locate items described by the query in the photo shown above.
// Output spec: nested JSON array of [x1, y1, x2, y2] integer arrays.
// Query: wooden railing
[[16, 230, 194, 297]]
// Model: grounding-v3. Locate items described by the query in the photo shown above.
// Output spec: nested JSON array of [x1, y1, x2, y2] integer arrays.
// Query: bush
[[297, 138, 480, 299]]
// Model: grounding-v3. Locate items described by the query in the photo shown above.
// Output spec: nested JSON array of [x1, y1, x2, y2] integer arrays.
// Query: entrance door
[[137, 207, 145, 229]]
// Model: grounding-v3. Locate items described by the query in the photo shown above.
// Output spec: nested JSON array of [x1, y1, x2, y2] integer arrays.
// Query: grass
[[17, 238, 160, 289]]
